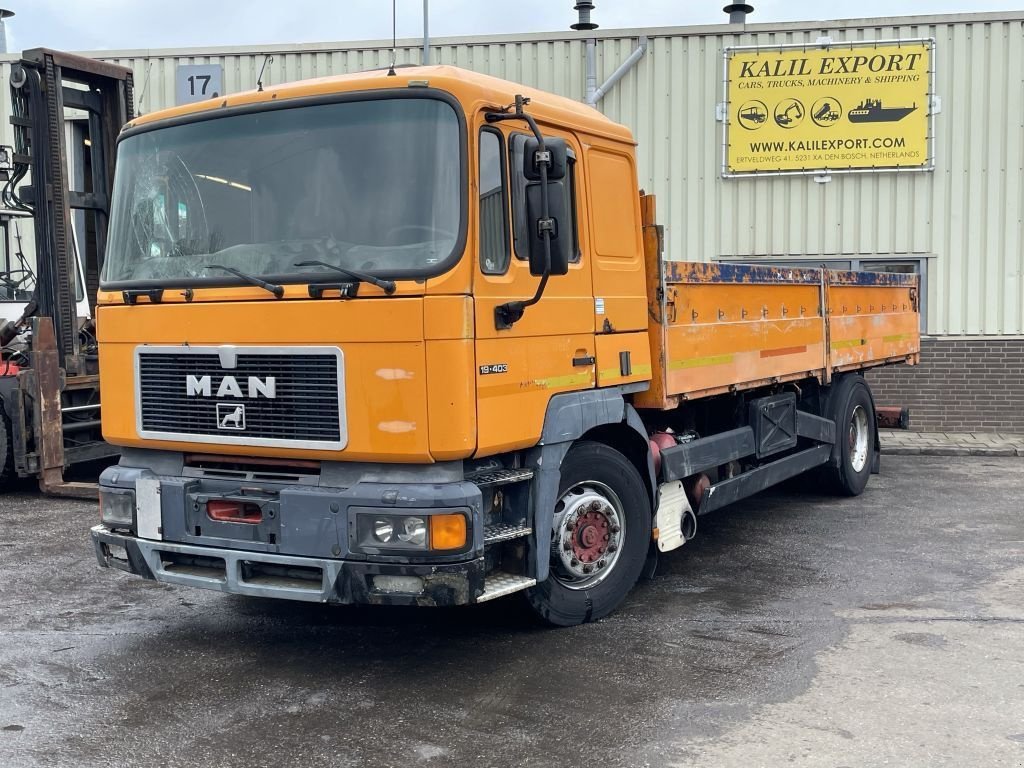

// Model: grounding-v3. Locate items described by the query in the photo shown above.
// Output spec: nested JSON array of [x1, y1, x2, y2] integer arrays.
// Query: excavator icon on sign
[[773, 98, 804, 129]]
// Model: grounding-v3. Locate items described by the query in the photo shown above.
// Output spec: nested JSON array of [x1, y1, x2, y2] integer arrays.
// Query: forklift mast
[[0, 49, 132, 496], [9, 48, 133, 372]]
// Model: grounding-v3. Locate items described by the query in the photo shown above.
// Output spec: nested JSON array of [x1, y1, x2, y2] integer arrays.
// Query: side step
[[483, 523, 532, 545], [466, 467, 535, 488], [477, 571, 536, 602]]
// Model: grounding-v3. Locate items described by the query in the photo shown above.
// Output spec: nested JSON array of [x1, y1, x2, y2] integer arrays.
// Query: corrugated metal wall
[[1, 11, 1021, 335]]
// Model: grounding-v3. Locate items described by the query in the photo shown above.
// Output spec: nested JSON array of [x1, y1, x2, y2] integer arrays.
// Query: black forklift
[[0, 49, 133, 496]]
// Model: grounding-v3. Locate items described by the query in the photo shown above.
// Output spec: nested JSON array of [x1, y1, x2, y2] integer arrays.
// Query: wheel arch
[[580, 417, 655, 509], [823, 372, 880, 473], [527, 389, 656, 583]]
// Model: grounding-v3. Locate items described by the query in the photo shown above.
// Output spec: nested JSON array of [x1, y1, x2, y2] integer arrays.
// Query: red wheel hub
[[571, 510, 611, 563]]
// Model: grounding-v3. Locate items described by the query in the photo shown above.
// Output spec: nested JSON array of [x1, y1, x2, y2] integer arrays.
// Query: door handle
[[572, 355, 596, 367]]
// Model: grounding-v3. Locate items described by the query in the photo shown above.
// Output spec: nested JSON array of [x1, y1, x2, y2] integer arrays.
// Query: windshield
[[103, 96, 463, 286]]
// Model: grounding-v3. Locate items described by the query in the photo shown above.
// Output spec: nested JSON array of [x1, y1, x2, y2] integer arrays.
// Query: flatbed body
[[636, 200, 920, 409]]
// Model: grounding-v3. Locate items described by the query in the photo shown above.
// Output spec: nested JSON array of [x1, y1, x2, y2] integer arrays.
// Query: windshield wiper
[[294, 260, 396, 295], [206, 264, 284, 298]]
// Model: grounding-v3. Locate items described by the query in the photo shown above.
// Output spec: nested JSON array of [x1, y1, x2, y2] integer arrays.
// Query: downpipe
[[584, 38, 598, 105], [586, 36, 648, 108]]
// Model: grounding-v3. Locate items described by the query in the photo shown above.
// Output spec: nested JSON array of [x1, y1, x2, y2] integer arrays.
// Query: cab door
[[473, 123, 596, 456]]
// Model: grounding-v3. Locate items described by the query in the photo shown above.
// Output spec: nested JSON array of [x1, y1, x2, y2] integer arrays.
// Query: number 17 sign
[[175, 64, 224, 106]]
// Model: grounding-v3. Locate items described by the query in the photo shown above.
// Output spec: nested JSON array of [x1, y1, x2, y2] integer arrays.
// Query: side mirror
[[522, 137, 567, 181], [525, 180, 571, 277]]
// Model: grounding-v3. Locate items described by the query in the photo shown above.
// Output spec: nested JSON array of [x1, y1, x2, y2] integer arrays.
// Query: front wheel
[[524, 441, 652, 626]]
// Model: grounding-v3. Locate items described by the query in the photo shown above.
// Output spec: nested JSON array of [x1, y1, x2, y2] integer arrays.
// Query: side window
[[478, 129, 510, 275], [510, 133, 580, 263]]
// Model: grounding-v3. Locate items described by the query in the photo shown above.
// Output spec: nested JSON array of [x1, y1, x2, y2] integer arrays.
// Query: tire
[[822, 376, 875, 496], [0, 406, 13, 489], [524, 441, 652, 626]]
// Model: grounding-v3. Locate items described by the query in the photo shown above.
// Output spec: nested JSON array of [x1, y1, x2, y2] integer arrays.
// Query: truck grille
[[136, 347, 346, 449]]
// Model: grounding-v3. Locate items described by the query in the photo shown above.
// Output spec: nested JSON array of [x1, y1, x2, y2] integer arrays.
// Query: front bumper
[[92, 525, 486, 606]]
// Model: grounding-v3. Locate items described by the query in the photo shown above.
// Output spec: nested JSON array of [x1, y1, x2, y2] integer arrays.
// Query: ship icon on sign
[[848, 98, 917, 123]]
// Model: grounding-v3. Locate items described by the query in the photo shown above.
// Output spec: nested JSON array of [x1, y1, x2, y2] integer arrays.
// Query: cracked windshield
[[103, 97, 461, 284]]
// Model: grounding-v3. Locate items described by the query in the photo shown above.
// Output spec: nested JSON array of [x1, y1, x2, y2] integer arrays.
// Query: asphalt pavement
[[1, 455, 1022, 768]]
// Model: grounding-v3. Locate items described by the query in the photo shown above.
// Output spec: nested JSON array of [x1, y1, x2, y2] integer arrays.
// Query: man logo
[[187, 375, 276, 399], [216, 403, 246, 431]]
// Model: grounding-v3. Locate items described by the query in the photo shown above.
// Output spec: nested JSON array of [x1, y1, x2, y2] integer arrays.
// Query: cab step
[[477, 571, 537, 602], [466, 467, 535, 488], [484, 523, 532, 545]]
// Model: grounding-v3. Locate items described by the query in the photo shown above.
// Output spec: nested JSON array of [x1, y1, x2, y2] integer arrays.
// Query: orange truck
[[91, 66, 919, 625]]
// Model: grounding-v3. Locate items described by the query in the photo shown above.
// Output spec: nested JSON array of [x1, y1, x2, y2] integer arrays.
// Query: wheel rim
[[550, 481, 625, 590], [848, 404, 870, 473]]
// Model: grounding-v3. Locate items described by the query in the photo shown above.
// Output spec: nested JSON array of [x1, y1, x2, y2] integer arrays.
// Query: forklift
[[0, 49, 133, 496]]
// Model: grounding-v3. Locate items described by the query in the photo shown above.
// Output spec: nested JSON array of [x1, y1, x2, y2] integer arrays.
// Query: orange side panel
[[475, 333, 596, 456], [827, 279, 921, 369], [423, 296, 476, 458], [636, 247, 920, 405], [424, 295, 474, 340], [596, 332, 652, 388], [586, 145, 648, 334], [425, 339, 477, 460]]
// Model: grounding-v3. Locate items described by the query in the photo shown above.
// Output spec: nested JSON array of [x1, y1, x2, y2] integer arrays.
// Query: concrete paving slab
[[970, 447, 1016, 457], [880, 431, 1024, 457]]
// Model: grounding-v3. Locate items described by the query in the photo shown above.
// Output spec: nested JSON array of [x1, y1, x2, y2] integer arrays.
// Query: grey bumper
[[92, 525, 486, 606]]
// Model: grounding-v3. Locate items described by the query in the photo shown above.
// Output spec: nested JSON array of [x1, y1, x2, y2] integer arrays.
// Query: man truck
[[91, 66, 920, 625]]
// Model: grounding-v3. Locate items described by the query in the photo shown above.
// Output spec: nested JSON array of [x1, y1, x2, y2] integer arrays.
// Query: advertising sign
[[723, 40, 934, 176]]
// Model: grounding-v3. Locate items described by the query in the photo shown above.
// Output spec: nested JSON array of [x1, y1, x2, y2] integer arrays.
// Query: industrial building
[[0, 7, 1021, 432]]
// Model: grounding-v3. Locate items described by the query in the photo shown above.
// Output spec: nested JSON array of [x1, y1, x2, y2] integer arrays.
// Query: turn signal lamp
[[429, 513, 468, 551]]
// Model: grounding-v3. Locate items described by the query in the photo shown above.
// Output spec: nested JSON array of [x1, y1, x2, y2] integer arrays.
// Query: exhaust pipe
[[0, 9, 13, 55], [723, 3, 754, 24], [681, 507, 697, 541]]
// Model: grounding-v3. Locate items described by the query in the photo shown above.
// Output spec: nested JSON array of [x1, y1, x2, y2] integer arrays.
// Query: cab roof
[[124, 65, 635, 145]]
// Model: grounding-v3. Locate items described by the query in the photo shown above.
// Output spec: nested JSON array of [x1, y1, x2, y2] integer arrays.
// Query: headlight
[[351, 509, 469, 554], [99, 488, 135, 529], [398, 517, 427, 546], [372, 520, 395, 543]]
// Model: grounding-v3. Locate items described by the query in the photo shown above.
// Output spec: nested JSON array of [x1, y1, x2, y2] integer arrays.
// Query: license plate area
[[186, 490, 282, 546], [208, 499, 264, 524]]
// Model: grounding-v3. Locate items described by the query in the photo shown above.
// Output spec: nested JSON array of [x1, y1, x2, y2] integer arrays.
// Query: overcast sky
[[4, 1, 1022, 52]]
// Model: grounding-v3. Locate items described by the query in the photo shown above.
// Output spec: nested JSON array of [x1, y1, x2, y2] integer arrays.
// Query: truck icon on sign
[[737, 100, 769, 130]]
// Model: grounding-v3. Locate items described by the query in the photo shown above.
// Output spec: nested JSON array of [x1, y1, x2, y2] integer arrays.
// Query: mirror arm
[[486, 96, 555, 330]]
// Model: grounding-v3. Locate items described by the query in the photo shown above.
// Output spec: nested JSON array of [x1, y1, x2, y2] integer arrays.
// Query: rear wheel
[[524, 441, 651, 626], [823, 376, 875, 496]]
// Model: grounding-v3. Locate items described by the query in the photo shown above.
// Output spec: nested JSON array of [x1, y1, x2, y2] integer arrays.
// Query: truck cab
[[92, 66, 918, 624]]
